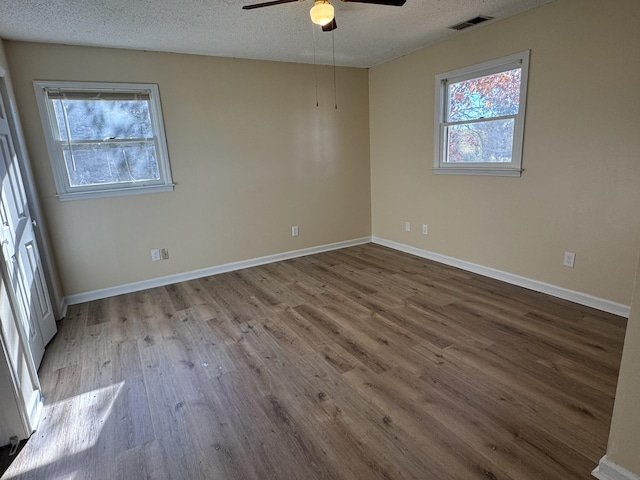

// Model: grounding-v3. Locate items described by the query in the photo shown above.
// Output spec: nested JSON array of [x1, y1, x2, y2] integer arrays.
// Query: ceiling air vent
[[449, 15, 494, 31]]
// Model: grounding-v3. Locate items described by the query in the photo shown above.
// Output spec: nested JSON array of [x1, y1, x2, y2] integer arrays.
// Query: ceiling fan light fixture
[[310, 0, 334, 26]]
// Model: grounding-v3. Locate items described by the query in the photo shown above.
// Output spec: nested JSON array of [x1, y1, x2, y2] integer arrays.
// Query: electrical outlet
[[422, 224, 428, 235], [563, 252, 575, 268], [292, 225, 299, 237], [405, 221, 411, 232], [151, 249, 161, 262], [161, 248, 169, 260]]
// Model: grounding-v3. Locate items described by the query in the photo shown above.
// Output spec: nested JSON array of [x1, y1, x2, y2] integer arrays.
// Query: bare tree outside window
[[33, 82, 173, 200], [53, 98, 160, 186]]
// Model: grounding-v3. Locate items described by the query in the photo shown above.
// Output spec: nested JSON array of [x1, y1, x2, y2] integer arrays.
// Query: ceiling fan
[[242, 0, 406, 32]]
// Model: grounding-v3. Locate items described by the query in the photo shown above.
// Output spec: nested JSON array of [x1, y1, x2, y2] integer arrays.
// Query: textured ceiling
[[0, 0, 554, 68]]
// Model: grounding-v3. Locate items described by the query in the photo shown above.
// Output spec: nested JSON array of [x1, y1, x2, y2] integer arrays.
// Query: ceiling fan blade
[[340, 0, 405, 5], [322, 18, 337, 32], [242, 0, 300, 10]]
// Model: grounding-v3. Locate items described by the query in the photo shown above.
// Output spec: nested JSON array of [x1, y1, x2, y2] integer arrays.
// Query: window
[[433, 51, 530, 176], [33, 81, 173, 200]]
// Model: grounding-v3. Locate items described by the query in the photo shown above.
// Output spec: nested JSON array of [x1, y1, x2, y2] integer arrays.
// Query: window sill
[[57, 184, 175, 201], [432, 167, 522, 177]]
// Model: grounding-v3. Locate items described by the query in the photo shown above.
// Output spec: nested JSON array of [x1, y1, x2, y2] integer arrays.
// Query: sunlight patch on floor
[[3, 381, 124, 479]]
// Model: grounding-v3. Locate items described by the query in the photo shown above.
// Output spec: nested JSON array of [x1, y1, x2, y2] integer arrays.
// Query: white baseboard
[[593, 456, 640, 480], [64, 237, 372, 305], [64, 235, 631, 318], [372, 237, 630, 318], [57, 298, 68, 320]]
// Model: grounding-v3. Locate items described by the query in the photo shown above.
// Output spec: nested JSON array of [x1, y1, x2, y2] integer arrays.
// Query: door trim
[[0, 66, 64, 325]]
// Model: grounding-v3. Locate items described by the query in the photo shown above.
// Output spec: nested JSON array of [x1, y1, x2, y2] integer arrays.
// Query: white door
[[0, 79, 55, 369], [0, 276, 43, 441]]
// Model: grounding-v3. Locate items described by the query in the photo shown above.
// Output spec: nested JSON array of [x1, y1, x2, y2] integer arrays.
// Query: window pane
[[52, 99, 152, 141], [447, 68, 521, 122], [446, 119, 515, 163], [62, 142, 160, 187]]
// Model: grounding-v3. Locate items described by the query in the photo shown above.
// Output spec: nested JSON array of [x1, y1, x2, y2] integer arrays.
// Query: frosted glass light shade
[[310, 0, 334, 26]]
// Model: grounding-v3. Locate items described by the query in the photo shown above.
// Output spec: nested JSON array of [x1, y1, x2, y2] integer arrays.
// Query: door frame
[[0, 65, 47, 439], [0, 66, 65, 325]]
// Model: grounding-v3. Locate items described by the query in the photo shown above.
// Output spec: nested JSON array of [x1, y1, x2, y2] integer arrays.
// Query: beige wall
[[5, 43, 371, 296], [0, 37, 6, 69], [607, 252, 640, 475], [369, 0, 640, 306]]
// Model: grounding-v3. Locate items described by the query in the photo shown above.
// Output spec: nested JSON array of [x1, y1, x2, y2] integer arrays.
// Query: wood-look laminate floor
[[1, 244, 626, 480]]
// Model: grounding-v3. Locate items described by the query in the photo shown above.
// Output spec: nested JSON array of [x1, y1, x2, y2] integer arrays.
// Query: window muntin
[[34, 82, 173, 200], [434, 51, 530, 176]]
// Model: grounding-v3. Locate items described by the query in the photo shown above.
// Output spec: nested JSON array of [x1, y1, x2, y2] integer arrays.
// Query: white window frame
[[433, 51, 530, 177], [33, 81, 174, 201]]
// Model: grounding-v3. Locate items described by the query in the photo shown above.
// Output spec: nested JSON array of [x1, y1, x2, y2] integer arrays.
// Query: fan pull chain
[[313, 24, 319, 107], [332, 29, 337, 110]]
